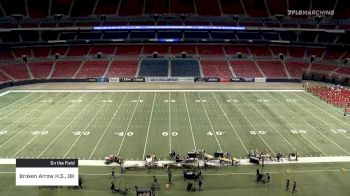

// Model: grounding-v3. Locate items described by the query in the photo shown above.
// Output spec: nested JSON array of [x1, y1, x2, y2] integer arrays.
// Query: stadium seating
[[66, 46, 91, 56], [0, 51, 13, 60], [201, 60, 232, 79], [75, 61, 109, 78], [336, 67, 350, 76], [138, 59, 168, 77], [230, 60, 262, 78], [310, 63, 337, 72], [107, 60, 138, 77], [51, 61, 82, 78], [224, 45, 250, 56], [28, 62, 53, 79], [90, 45, 116, 56], [143, 45, 169, 55], [249, 46, 272, 57], [0, 64, 30, 80], [171, 59, 200, 77], [32, 47, 50, 58], [198, 46, 224, 56], [170, 45, 197, 55], [285, 61, 309, 78], [0, 72, 12, 84], [115, 46, 142, 55], [256, 61, 288, 78]]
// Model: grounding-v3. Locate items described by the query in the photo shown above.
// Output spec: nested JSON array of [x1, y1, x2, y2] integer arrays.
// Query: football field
[[0, 89, 350, 161]]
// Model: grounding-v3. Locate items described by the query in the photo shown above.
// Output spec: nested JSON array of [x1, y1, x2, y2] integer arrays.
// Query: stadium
[[0, 0, 349, 195]]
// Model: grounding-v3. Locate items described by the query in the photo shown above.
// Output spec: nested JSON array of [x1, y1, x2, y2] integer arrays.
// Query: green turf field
[[0, 89, 350, 160]]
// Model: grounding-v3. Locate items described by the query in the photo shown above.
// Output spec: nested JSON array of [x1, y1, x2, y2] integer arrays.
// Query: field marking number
[[250, 131, 267, 135], [164, 100, 176, 102], [290, 129, 306, 134], [0, 130, 7, 135], [227, 99, 239, 103], [286, 99, 297, 102], [114, 132, 134, 136], [162, 132, 178, 136], [330, 129, 347, 134], [40, 99, 53, 103], [32, 131, 48, 135], [69, 99, 82, 103], [196, 100, 207, 103], [257, 99, 269, 103], [207, 131, 226, 136], [72, 131, 90, 136]]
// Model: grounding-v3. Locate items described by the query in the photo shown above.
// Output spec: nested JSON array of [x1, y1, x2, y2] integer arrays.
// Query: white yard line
[[116, 92, 143, 155], [8, 89, 305, 93], [225, 92, 275, 155], [183, 92, 197, 150], [88, 93, 129, 159], [197, 92, 223, 151], [11, 93, 86, 158], [278, 92, 350, 155], [295, 93, 350, 140], [63, 93, 113, 158], [0, 93, 47, 122], [265, 92, 327, 156], [0, 92, 33, 114], [243, 92, 298, 152], [0, 93, 58, 149], [0, 91, 11, 97], [211, 92, 248, 154], [0, 93, 48, 133], [168, 92, 171, 153], [142, 93, 157, 159], [37, 93, 99, 158]]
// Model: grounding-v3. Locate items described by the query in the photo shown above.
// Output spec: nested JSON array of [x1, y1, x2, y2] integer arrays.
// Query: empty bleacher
[[230, 60, 262, 77], [75, 61, 109, 78], [138, 59, 168, 77], [51, 61, 82, 78], [257, 61, 287, 78], [107, 60, 138, 77], [201, 60, 232, 79], [171, 59, 200, 77], [0, 64, 30, 80], [28, 62, 53, 79]]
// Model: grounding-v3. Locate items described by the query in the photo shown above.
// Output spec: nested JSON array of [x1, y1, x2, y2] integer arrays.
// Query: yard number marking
[[257, 99, 269, 103], [164, 100, 176, 102], [114, 132, 134, 136], [290, 129, 306, 134], [196, 100, 207, 103], [131, 100, 143, 103], [227, 99, 239, 103], [162, 132, 178, 136], [207, 131, 226, 136], [69, 99, 82, 103], [32, 131, 48, 135], [250, 131, 267, 135], [0, 130, 7, 135], [72, 131, 90, 136], [330, 129, 347, 134], [286, 99, 297, 102], [40, 99, 53, 103], [99, 100, 113, 103]]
